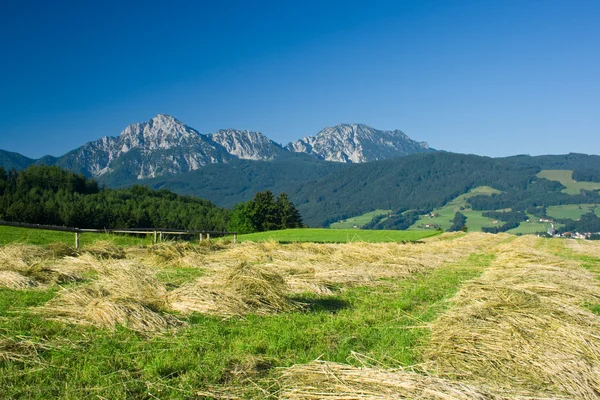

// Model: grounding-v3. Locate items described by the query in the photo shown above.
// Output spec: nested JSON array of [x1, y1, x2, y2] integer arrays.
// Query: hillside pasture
[[546, 203, 600, 220], [329, 209, 391, 229], [1, 233, 600, 398], [236, 228, 437, 243], [409, 186, 502, 232], [537, 169, 600, 194], [507, 221, 553, 234]]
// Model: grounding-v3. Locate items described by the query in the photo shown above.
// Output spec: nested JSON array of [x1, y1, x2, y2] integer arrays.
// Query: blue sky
[[0, 0, 598, 158]]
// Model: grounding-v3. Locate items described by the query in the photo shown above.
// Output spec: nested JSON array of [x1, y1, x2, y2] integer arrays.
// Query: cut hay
[[81, 240, 125, 260], [0, 244, 50, 272], [277, 360, 562, 400], [423, 235, 600, 399], [150, 242, 204, 268], [566, 238, 600, 259], [41, 260, 182, 333], [46, 242, 78, 258], [169, 263, 300, 316], [0, 244, 82, 285], [47, 254, 102, 276], [43, 287, 181, 333], [0, 335, 51, 363], [0, 271, 38, 289], [187, 233, 509, 295]]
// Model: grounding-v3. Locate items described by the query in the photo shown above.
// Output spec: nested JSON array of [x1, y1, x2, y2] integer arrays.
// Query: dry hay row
[[4, 233, 507, 334], [277, 359, 565, 400], [40, 259, 301, 332], [565, 237, 600, 259], [169, 232, 509, 295], [422, 235, 600, 399], [0, 241, 126, 290], [40, 260, 183, 333], [276, 235, 600, 400]]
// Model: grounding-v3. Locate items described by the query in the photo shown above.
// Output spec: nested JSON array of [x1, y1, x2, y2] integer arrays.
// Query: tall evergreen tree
[[250, 190, 279, 232], [276, 192, 303, 229]]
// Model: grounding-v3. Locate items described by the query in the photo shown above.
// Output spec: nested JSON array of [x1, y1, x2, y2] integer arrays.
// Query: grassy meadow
[[236, 228, 437, 243], [546, 203, 600, 219], [1, 228, 600, 399], [537, 169, 600, 194], [0, 225, 155, 247]]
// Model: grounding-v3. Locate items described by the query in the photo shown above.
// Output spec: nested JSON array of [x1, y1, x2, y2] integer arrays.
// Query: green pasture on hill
[[546, 204, 600, 220], [236, 228, 438, 243], [537, 170, 600, 195], [408, 186, 503, 232], [329, 209, 391, 229]]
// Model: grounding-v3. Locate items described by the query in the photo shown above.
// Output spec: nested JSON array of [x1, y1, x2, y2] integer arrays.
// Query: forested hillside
[[139, 154, 345, 207], [0, 165, 230, 230], [133, 152, 600, 227], [0, 150, 35, 171], [291, 152, 542, 226]]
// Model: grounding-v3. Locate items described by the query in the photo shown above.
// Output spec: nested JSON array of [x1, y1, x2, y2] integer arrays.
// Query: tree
[[276, 193, 303, 229], [448, 212, 467, 232], [228, 201, 254, 234], [250, 191, 279, 232]]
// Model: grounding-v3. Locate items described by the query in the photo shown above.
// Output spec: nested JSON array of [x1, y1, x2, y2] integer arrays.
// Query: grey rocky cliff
[[286, 123, 431, 163], [209, 129, 285, 161]]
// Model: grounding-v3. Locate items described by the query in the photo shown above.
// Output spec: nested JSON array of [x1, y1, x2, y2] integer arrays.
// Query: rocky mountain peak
[[286, 123, 431, 163], [118, 114, 200, 151], [209, 129, 284, 161]]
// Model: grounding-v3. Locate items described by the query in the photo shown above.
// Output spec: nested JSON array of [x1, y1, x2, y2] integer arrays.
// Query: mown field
[[1, 229, 600, 399]]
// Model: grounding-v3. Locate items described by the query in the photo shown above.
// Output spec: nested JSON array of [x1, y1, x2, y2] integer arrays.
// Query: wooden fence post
[[206, 233, 210, 241], [75, 232, 80, 250], [153, 231, 157, 245], [199, 233, 203, 243], [233, 233, 237, 244], [159, 232, 163, 242]]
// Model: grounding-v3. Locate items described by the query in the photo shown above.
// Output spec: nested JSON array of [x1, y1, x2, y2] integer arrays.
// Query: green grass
[[0, 251, 491, 398], [236, 228, 439, 243], [537, 170, 600, 195], [0, 225, 156, 247], [329, 209, 391, 229], [546, 204, 600, 220], [508, 220, 553, 234], [409, 186, 502, 232]]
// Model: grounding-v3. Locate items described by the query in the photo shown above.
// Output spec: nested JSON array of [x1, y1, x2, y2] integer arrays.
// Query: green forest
[[0, 165, 302, 233]]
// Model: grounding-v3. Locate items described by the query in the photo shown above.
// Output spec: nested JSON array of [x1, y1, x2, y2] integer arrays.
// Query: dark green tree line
[[228, 190, 303, 234], [0, 165, 230, 230]]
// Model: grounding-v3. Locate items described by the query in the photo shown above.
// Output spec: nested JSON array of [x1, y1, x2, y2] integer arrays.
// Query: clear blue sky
[[1, 0, 598, 158]]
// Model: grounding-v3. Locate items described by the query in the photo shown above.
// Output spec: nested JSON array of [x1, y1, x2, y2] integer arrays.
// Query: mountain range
[[2, 114, 600, 230], [0, 114, 432, 183]]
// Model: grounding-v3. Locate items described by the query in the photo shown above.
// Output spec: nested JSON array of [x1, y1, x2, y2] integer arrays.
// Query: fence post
[[233, 233, 237, 244], [153, 231, 157, 245], [206, 233, 210, 241], [199, 233, 203, 243], [159, 232, 163, 242], [75, 232, 80, 250]]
